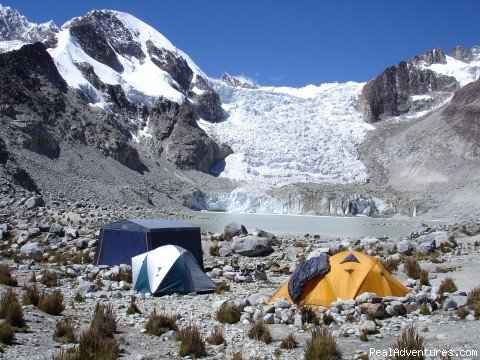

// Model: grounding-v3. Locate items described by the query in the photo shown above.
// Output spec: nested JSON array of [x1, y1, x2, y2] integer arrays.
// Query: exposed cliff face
[[359, 47, 459, 122]]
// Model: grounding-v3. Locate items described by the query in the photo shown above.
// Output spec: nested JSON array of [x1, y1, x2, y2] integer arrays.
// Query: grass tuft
[[300, 305, 320, 325], [38, 289, 65, 315], [0, 288, 26, 329], [382, 258, 400, 273], [304, 327, 342, 360], [40, 269, 58, 287], [90, 303, 116, 338], [438, 277, 458, 294], [0, 264, 18, 286], [53, 318, 76, 343], [145, 309, 177, 336], [209, 245, 220, 256], [214, 282, 230, 294], [22, 285, 40, 306], [247, 321, 272, 344], [0, 322, 15, 345], [177, 324, 207, 358], [280, 332, 298, 349], [403, 258, 422, 280], [207, 326, 225, 345], [215, 303, 242, 324], [392, 325, 424, 360], [126, 295, 141, 315]]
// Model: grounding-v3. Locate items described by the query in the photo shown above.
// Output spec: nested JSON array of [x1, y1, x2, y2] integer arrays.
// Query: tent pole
[[96, 229, 104, 266]]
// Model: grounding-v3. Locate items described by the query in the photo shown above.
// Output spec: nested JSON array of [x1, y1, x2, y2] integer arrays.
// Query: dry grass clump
[[419, 301, 431, 315], [438, 277, 458, 294], [209, 245, 220, 256], [0, 264, 18, 286], [145, 309, 178, 336], [247, 321, 272, 344], [0, 288, 26, 329], [76, 329, 119, 360], [40, 269, 58, 287], [90, 303, 116, 338], [382, 257, 400, 273], [231, 351, 244, 360], [114, 269, 132, 283], [322, 312, 334, 325], [392, 325, 424, 360], [359, 331, 368, 342], [177, 324, 207, 358], [207, 326, 225, 345], [38, 289, 65, 315], [215, 303, 242, 324], [403, 258, 422, 279], [53, 318, 76, 343], [0, 322, 15, 345], [304, 327, 342, 360], [22, 284, 40, 306], [456, 307, 469, 319], [419, 269, 430, 286], [126, 295, 141, 315], [280, 333, 298, 349], [214, 282, 230, 294], [300, 305, 320, 325], [293, 241, 307, 248], [73, 293, 84, 302], [467, 286, 480, 317]]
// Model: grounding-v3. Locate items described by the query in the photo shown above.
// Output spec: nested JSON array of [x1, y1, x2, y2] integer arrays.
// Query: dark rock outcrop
[[451, 45, 473, 63], [359, 47, 458, 122], [221, 73, 258, 89], [165, 103, 232, 172], [70, 22, 124, 72]]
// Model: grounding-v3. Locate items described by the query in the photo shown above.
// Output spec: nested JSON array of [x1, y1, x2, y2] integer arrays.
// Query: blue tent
[[132, 245, 215, 295], [94, 219, 203, 268]]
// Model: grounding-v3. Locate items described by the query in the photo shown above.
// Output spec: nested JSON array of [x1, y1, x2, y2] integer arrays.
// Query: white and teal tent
[[131, 245, 215, 295]]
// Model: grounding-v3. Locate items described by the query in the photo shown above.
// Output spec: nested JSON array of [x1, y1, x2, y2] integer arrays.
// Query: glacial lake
[[188, 212, 434, 238]]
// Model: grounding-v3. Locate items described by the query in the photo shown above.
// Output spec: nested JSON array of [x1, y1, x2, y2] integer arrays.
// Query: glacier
[[199, 81, 374, 187]]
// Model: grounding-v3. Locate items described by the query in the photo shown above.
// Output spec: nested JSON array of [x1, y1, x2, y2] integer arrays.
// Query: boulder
[[76, 281, 100, 296], [24, 195, 44, 209], [397, 240, 415, 255], [273, 297, 291, 309], [231, 235, 273, 257], [307, 247, 331, 259], [224, 222, 248, 238], [263, 313, 274, 324], [251, 228, 276, 240], [246, 292, 270, 306], [20, 242, 43, 256], [417, 236, 436, 254], [359, 303, 385, 318], [451, 295, 468, 308], [442, 297, 457, 311], [360, 320, 377, 334], [44, 232, 61, 245], [49, 223, 64, 235]]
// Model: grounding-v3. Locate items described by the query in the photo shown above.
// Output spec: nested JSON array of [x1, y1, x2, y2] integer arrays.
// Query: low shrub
[[126, 295, 141, 315], [382, 258, 400, 273], [22, 285, 40, 306], [403, 258, 422, 279], [392, 325, 424, 360], [304, 327, 342, 360], [456, 307, 469, 319], [280, 333, 298, 349], [177, 324, 207, 358], [0, 288, 26, 329], [207, 326, 225, 345], [438, 277, 458, 294], [40, 269, 58, 287], [247, 321, 272, 344], [114, 269, 132, 283], [90, 303, 116, 337], [77, 328, 119, 360], [0, 322, 15, 345], [214, 282, 230, 294], [293, 241, 307, 248], [53, 318, 76, 343], [322, 312, 334, 325], [145, 309, 177, 336], [209, 245, 220, 256], [0, 264, 18, 286], [73, 293, 84, 302], [215, 303, 241, 324], [359, 331, 368, 342], [419, 269, 430, 286], [300, 305, 319, 325], [38, 290, 65, 315]]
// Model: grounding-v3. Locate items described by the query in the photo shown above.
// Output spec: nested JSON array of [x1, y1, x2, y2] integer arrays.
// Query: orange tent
[[270, 250, 409, 306]]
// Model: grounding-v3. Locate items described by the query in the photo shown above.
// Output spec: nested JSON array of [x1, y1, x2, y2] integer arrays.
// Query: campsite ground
[[2, 210, 480, 359]]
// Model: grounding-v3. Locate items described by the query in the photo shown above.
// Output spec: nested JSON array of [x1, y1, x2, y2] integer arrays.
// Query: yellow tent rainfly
[[270, 250, 409, 307]]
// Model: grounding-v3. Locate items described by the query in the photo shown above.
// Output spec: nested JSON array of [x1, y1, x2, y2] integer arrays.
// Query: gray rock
[[273, 297, 291, 309], [451, 295, 468, 308], [360, 320, 377, 334], [246, 292, 270, 306], [49, 223, 64, 235], [20, 242, 43, 256], [397, 240, 415, 255], [76, 238, 89, 250], [263, 313, 274, 324], [218, 244, 232, 257], [307, 247, 331, 259], [224, 222, 248, 238], [64, 227, 78, 238], [231, 235, 273, 257], [254, 270, 267, 281], [76, 281, 100, 296], [293, 314, 302, 327], [44, 232, 61, 245], [417, 238, 436, 254], [251, 228, 276, 240], [25, 195, 44, 209], [442, 297, 457, 311]]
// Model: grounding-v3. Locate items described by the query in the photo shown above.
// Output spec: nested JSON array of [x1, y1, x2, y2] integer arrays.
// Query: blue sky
[[4, 0, 479, 87]]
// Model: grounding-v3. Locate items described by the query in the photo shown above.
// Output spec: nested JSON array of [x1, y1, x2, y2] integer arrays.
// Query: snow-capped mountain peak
[[0, 4, 57, 46]]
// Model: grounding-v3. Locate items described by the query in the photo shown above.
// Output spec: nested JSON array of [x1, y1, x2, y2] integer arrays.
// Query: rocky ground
[[0, 179, 480, 360]]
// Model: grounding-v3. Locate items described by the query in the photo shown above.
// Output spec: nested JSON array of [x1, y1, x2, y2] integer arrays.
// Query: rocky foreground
[[0, 181, 480, 360]]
